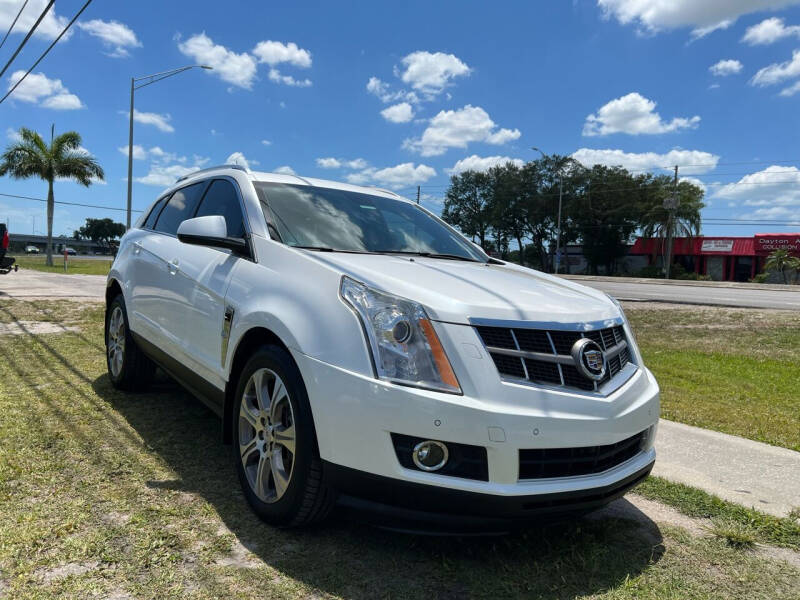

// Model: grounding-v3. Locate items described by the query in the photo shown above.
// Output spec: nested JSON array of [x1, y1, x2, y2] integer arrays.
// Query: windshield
[[254, 183, 486, 262]]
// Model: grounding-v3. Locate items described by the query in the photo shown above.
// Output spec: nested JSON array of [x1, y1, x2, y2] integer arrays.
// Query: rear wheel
[[105, 294, 155, 391], [233, 345, 334, 527]]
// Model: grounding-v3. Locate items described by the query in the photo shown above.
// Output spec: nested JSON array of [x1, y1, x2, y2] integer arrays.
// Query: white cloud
[[751, 49, 800, 86], [742, 17, 800, 44], [177, 33, 257, 89], [397, 51, 470, 96], [6, 127, 21, 142], [316, 157, 368, 169], [261, 139, 272, 146], [714, 165, 800, 210], [448, 155, 524, 174], [680, 176, 707, 194], [403, 105, 521, 157], [131, 109, 174, 133], [252, 40, 311, 67], [597, 0, 800, 38], [583, 93, 700, 136], [380, 102, 415, 123], [225, 152, 253, 169], [366, 76, 419, 104], [274, 165, 296, 175], [267, 68, 311, 87], [709, 59, 743, 76], [135, 154, 210, 187], [118, 145, 147, 160], [316, 157, 341, 169], [345, 163, 436, 189], [40, 93, 83, 110], [0, 0, 70, 41], [778, 80, 800, 95], [572, 148, 720, 175], [76, 19, 141, 58], [5, 71, 84, 109]]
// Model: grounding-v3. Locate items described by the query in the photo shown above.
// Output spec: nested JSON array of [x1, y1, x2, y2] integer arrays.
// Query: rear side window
[[153, 183, 206, 235], [194, 179, 246, 238], [142, 196, 168, 230]]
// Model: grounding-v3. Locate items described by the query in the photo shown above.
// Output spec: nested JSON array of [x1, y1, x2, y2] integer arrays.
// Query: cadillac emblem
[[571, 338, 606, 381]]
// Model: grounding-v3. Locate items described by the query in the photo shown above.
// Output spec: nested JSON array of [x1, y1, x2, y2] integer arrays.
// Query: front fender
[[223, 237, 374, 379]]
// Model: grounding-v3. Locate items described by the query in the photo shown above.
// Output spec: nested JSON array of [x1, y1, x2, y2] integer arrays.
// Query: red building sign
[[754, 234, 800, 256]]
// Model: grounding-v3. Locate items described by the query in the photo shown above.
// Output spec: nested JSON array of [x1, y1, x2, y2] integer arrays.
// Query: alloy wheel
[[107, 306, 125, 378], [239, 368, 296, 503]]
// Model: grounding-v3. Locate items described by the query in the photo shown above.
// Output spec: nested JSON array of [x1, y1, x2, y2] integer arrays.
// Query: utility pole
[[554, 173, 563, 274], [664, 165, 679, 279], [416, 185, 420, 204]]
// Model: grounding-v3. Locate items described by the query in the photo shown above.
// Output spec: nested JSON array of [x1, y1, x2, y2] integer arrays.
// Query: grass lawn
[[9, 254, 112, 276], [626, 306, 800, 451], [0, 298, 798, 598]]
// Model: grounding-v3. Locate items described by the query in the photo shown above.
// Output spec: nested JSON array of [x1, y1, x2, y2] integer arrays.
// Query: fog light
[[412, 440, 449, 472]]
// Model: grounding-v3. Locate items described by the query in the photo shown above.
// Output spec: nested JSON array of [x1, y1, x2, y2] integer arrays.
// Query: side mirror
[[177, 215, 250, 256]]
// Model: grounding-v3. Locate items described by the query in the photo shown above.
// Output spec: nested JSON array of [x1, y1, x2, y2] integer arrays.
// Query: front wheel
[[233, 345, 334, 527]]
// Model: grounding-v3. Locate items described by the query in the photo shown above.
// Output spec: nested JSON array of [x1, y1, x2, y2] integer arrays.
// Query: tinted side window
[[194, 179, 245, 238], [153, 183, 205, 235], [142, 196, 169, 230]]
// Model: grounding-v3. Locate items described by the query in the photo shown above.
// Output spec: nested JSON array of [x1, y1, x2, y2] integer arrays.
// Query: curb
[[559, 274, 800, 292]]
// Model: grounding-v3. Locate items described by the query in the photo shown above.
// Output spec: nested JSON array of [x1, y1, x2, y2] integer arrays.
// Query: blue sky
[[2, 0, 800, 238]]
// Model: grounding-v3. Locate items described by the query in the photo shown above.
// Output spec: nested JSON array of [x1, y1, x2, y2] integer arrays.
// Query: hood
[[305, 252, 620, 325]]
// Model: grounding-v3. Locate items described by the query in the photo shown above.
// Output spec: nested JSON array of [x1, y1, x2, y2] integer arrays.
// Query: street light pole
[[126, 65, 213, 230], [126, 77, 134, 229], [532, 146, 564, 273]]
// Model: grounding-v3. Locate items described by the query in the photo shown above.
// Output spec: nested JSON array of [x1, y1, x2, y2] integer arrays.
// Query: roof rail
[[175, 164, 248, 183]]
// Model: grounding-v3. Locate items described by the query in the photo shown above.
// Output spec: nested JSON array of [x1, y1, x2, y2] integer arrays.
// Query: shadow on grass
[[92, 373, 665, 599]]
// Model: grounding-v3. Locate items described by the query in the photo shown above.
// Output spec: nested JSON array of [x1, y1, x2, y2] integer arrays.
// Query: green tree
[[765, 249, 800, 284], [442, 170, 493, 249], [562, 165, 642, 274], [0, 127, 104, 265], [74, 217, 126, 249]]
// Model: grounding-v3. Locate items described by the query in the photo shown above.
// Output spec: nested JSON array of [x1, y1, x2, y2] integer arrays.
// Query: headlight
[[340, 277, 461, 394]]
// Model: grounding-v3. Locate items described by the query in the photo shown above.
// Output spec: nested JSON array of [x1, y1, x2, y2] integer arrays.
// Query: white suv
[[106, 165, 659, 530]]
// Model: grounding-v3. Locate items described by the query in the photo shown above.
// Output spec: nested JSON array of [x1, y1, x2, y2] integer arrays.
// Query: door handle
[[168, 258, 180, 274], [133, 241, 142, 255]]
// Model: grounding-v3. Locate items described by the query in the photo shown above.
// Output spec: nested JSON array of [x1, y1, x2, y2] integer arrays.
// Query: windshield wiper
[[291, 246, 372, 255], [373, 250, 481, 262]]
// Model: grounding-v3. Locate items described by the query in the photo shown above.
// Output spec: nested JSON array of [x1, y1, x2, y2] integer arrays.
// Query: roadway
[[562, 276, 800, 310]]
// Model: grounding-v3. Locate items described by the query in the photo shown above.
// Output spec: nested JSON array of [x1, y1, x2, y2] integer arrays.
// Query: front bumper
[[294, 316, 659, 494], [327, 459, 654, 532]]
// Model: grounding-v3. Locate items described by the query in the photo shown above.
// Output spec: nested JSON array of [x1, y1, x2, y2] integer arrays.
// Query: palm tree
[[639, 179, 704, 275], [764, 249, 800, 284], [0, 126, 104, 266]]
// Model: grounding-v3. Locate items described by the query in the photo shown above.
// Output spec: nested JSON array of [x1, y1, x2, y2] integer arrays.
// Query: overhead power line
[[0, 0, 93, 107], [0, 0, 29, 51], [0, 192, 142, 214], [0, 0, 52, 81]]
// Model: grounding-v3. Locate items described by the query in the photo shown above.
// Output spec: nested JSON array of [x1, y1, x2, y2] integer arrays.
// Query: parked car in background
[[0, 224, 16, 274], [105, 165, 659, 531], [64, 247, 77, 256], [25, 245, 40, 254]]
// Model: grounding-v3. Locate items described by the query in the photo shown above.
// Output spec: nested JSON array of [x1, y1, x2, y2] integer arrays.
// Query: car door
[[171, 178, 248, 388], [135, 181, 207, 359]]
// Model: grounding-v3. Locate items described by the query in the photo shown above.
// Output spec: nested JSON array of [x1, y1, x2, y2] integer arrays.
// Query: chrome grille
[[475, 322, 635, 393]]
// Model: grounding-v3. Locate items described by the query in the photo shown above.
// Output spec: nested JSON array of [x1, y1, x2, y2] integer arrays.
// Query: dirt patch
[[0, 320, 80, 336], [37, 561, 99, 583]]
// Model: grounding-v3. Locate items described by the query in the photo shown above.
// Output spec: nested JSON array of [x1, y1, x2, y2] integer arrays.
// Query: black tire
[[105, 294, 155, 391], [232, 345, 335, 527]]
